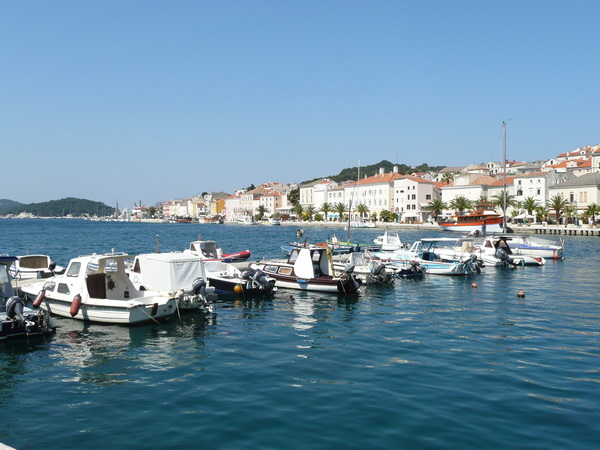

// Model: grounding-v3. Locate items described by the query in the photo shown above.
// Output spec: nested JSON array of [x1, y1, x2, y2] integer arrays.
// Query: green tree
[[563, 204, 577, 224], [547, 195, 570, 224], [585, 203, 600, 224], [304, 206, 316, 222], [449, 196, 473, 215], [425, 198, 447, 222], [148, 206, 157, 217], [535, 205, 549, 222], [491, 192, 517, 217], [288, 187, 300, 205], [334, 202, 347, 222], [320, 202, 332, 221], [256, 205, 267, 221], [292, 203, 304, 220], [522, 197, 539, 216], [356, 203, 369, 220]]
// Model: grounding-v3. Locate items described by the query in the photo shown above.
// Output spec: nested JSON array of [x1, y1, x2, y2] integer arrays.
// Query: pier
[[514, 225, 600, 237]]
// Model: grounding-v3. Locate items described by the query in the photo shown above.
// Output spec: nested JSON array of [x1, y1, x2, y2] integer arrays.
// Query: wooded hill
[[3, 197, 115, 217]]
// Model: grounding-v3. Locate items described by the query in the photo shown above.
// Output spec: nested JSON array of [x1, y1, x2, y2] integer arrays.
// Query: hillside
[[303, 160, 446, 184], [0, 199, 24, 215], [5, 197, 115, 217]]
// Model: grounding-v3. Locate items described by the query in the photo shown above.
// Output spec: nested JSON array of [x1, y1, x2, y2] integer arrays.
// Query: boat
[[267, 218, 281, 225], [9, 254, 66, 280], [478, 236, 546, 266], [487, 234, 564, 259], [236, 216, 257, 225], [438, 204, 506, 233], [347, 219, 376, 229], [326, 234, 379, 253], [201, 261, 277, 296], [333, 252, 395, 285], [373, 231, 407, 251], [128, 252, 217, 312], [185, 237, 251, 262], [1, 255, 56, 340], [21, 252, 179, 324], [255, 245, 362, 294], [372, 239, 479, 275]]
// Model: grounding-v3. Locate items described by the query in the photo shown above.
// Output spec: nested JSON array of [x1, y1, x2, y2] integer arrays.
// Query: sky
[[2, 0, 599, 208]]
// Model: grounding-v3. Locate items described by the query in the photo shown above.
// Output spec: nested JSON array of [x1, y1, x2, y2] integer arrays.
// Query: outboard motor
[[48, 261, 57, 273], [192, 277, 207, 298], [6, 296, 25, 324], [252, 269, 272, 289]]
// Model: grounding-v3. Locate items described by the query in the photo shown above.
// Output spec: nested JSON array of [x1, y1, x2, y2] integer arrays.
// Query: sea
[[1, 219, 599, 449]]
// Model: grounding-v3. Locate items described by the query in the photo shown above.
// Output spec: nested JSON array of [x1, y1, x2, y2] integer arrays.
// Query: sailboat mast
[[502, 121, 507, 231]]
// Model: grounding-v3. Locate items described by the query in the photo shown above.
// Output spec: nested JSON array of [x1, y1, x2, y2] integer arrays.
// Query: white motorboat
[[9, 254, 65, 280], [333, 252, 395, 285], [372, 238, 479, 275], [128, 252, 217, 312], [201, 261, 277, 296], [488, 234, 564, 259], [21, 252, 178, 324], [373, 231, 407, 251], [255, 246, 362, 293], [185, 237, 251, 262], [477, 236, 545, 266], [1, 255, 55, 340]]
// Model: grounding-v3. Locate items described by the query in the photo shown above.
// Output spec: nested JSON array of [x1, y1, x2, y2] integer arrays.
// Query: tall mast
[[502, 121, 507, 231]]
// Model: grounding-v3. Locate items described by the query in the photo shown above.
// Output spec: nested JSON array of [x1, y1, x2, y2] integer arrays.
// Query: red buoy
[[70, 294, 82, 317], [33, 290, 46, 308]]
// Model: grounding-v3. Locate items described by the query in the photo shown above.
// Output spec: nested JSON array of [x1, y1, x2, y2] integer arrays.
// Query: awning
[[513, 213, 535, 219]]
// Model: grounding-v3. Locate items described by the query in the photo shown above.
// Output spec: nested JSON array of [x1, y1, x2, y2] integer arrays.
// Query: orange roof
[[346, 172, 403, 186], [404, 176, 433, 184], [469, 175, 497, 186], [489, 176, 514, 187]]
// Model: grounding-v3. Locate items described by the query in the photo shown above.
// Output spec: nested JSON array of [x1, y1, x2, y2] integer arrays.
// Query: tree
[[320, 202, 332, 221], [356, 203, 369, 220], [449, 196, 473, 215], [425, 198, 446, 222], [256, 205, 267, 221], [585, 203, 600, 224], [334, 203, 347, 222], [522, 197, 539, 216], [441, 172, 454, 184], [563, 204, 577, 224], [304, 206, 316, 222], [147, 206, 157, 218], [288, 187, 299, 205], [535, 205, 549, 222], [491, 192, 517, 217], [379, 209, 395, 222], [547, 195, 570, 224], [292, 203, 304, 220]]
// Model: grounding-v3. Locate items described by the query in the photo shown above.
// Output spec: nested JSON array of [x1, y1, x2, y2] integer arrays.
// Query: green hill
[[0, 199, 24, 215], [7, 197, 115, 217]]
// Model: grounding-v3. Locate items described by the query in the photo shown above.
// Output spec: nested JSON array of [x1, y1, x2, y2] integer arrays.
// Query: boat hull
[[439, 220, 504, 233]]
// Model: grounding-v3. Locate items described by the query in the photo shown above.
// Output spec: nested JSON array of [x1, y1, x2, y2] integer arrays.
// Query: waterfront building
[[343, 167, 402, 220], [393, 176, 437, 223], [548, 172, 600, 220]]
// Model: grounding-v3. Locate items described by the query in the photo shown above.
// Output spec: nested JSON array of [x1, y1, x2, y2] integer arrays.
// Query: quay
[[523, 225, 600, 237]]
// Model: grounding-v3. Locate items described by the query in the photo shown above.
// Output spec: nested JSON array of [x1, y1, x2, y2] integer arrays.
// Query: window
[[67, 262, 81, 277], [426, 194, 431, 200], [57, 283, 70, 295]]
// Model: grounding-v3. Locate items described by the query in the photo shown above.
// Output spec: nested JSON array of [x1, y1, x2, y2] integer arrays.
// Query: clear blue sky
[[2, 0, 599, 208]]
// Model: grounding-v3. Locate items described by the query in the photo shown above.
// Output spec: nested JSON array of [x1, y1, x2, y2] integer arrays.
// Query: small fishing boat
[[255, 246, 362, 294], [185, 237, 251, 262], [128, 252, 217, 312], [21, 252, 178, 324], [1, 255, 55, 340], [202, 261, 277, 296], [9, 254, 65, 280]]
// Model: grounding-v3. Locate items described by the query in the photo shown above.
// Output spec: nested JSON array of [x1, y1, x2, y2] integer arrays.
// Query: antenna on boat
[[502, 121, 508, 232]]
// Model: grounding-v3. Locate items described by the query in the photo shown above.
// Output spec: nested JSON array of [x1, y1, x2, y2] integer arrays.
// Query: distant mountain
[[0, 199, 24, 215], [302, 160, 447, 184], [5, 197, 115, 217]]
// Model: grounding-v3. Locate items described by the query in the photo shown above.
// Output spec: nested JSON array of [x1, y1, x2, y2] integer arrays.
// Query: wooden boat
[[255, 246, 362, 294], [438, 204, 505, 233], [21, 252, 178, 324], [1, 255, 55, 340]]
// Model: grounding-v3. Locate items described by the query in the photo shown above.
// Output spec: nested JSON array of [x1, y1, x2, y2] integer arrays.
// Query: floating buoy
[[517, 290, 525, 298], [33, 289, 46, 308], [70, 294, 82, 317], [234, 284, 243, 294], [471, 282, 477, 288]]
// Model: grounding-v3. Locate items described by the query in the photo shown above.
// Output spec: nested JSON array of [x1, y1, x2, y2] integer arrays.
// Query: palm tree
[[522, 197, 539, 216], [356, 203, 369, 221], [585, 203, 600, 224], [563, 204, 577, 225], [292, 203, 304, 220], [425, 198, 447, 222], [547, 195, 570, 225], [334, 202, 347, 222], [491, 192, 517, 218], [320, 202, 332, 222], [304, 206, 316, 222], [441, 172, 454, 184], [449, 196, 473, 215], [535, 205, 549, 223]]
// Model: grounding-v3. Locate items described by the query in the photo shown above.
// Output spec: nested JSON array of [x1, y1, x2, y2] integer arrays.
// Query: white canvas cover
[[134, 253, 207, 291]]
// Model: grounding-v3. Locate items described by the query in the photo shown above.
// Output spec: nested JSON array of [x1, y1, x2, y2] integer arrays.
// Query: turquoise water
[[1, 220, 599, 449]]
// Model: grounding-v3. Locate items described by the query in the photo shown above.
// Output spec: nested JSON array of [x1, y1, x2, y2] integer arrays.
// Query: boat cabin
[[286, 247, 333, 278], [188, 240, 223, 259]]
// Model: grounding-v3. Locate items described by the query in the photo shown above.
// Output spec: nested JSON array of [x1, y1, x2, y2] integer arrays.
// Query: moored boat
[[21, 252, 178, 324], [438, 204, 505, 233], [255, 246, 362, 294], [202, 261, 277, 296], [1, 255, 56, 340], [185, 237, 251, 262], [9, 254, 65, 280]]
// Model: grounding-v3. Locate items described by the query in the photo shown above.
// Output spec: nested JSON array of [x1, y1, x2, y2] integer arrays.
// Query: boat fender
[[6, 296, 25, 323], [33, 289, 46, 308], [192, 277, 207, 297], [70, 294, 82, 317]]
